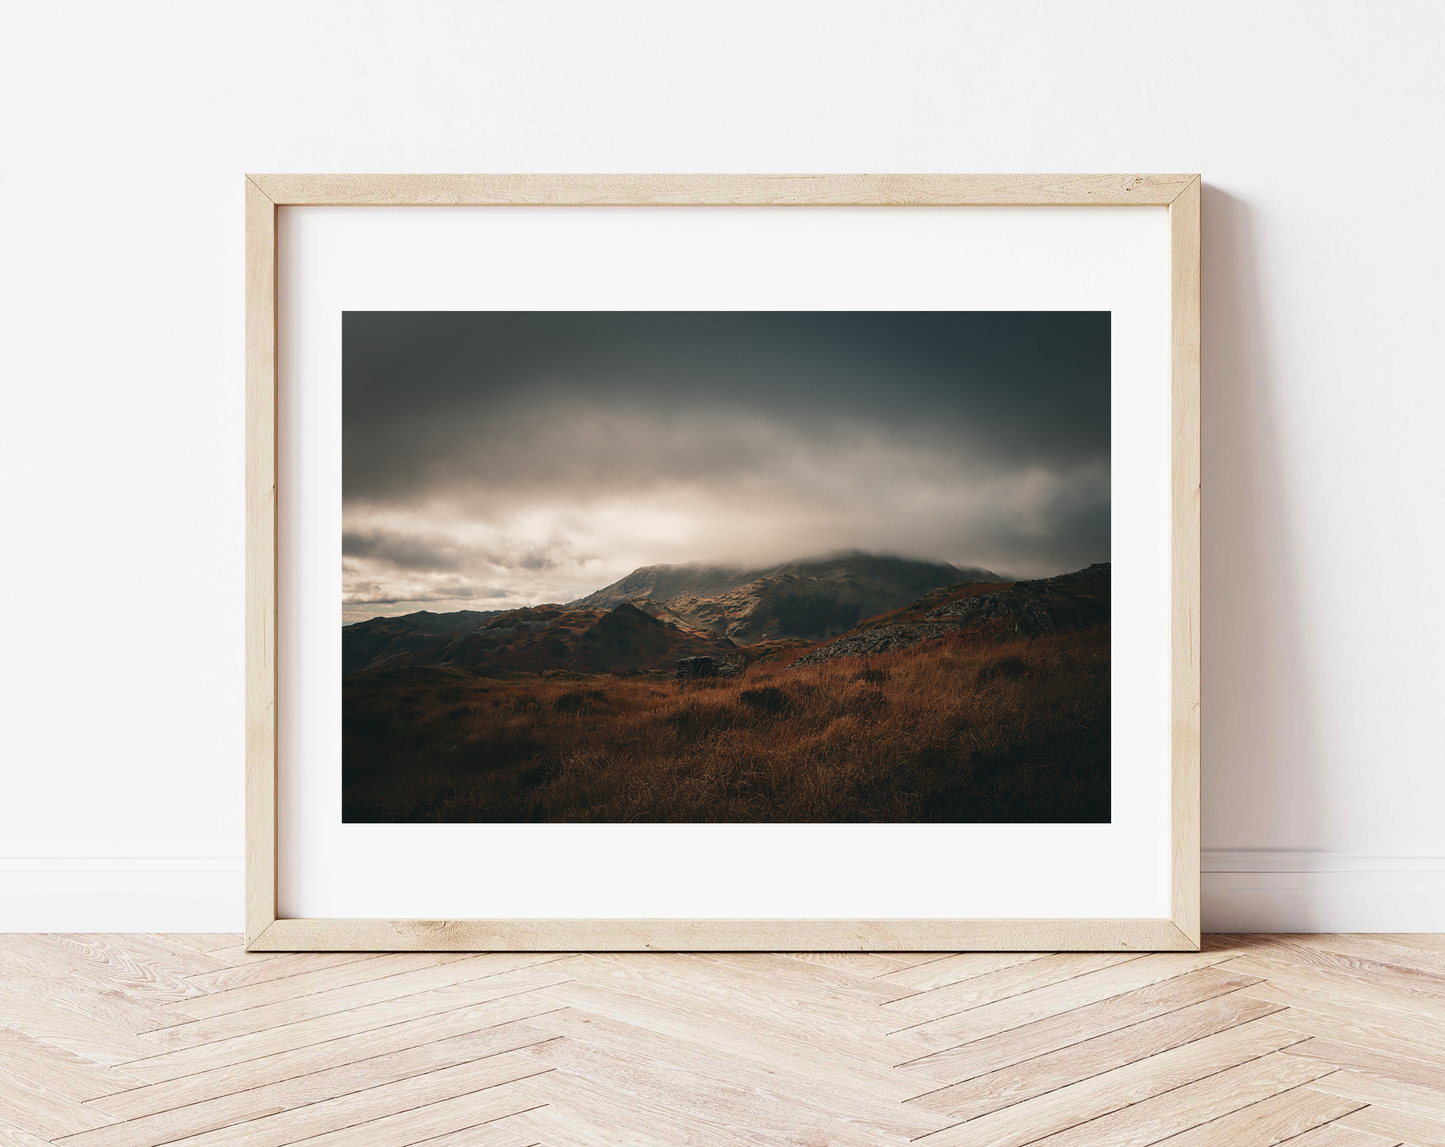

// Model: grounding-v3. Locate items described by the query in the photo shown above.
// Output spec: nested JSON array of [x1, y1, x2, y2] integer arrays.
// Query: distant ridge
[[342, 609, 505, 675], [349, 601, 737, 676]]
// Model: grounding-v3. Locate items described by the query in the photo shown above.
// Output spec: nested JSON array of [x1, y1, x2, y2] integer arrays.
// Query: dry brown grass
[[342, 627, 1110, 823]]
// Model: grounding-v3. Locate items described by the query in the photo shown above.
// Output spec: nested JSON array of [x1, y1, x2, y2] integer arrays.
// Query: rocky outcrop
[[789, 623, 957, 668], [675, 655, 741, 681], [1012, 597, 1056, 637], [926, 591, 1012, 623], [787, 562, 1109, 668], [925, 591, 1056, 637]]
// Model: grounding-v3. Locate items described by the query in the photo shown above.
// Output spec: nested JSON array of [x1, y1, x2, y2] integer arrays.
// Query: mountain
[[355, 602, 738, 676], [342, 609, 505, 675], [790, 562, 1110, 667], [568, 563, 763, 610], [570, 553, 999, 645], [342, 552, 1002, 676]]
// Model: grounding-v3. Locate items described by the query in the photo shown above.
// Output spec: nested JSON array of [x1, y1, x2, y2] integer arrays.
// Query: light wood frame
[[245, 173, 1201, 952]]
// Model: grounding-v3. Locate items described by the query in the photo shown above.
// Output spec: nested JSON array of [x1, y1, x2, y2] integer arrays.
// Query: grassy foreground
[[342, 626, 1110, 823]]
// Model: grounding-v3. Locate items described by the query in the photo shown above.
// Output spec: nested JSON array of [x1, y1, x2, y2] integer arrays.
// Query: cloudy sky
[[342, 312, 1109, 622]]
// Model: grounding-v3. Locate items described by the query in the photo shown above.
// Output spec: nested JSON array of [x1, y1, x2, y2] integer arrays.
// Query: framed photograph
[[246, 174, 1200, 951]]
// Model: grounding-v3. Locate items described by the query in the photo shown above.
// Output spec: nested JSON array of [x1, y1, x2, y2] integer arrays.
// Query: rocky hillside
[[343, 552, 1003, 675], [343, 609, 505, 675], [573, 553, 999, 645], [789, 562, 1110, 667], [353, 601, 738, 676], [568, 563, 761, 610]]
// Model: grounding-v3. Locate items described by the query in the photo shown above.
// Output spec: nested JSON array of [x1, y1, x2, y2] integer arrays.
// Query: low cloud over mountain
[[343, 312, 1109, 620], [571, 553, 1000, 644]]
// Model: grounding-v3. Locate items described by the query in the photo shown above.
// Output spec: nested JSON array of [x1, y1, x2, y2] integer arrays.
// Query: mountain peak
[[568, 552, 1000, 645]]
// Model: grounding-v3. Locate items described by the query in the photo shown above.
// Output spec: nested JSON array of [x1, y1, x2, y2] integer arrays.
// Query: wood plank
[[542, 973, 912, 1093], [32, 935, 230, 981], [871, 954, 961, 970], [562, 954, 903, 1066], [779, 952, 914, 978], [1236, 983, 1445, 1062], [522, 1008, 948, 1140], [1311, 1071, 1445, 1124], [256, 1087, 544, 1147], [182, 953, 380, 995], [90, 1005, 561, 1121], [1213, 933, 1445, 978], [156, 952, 470, 1024], [501, 1103, 675, 1147], [1340, 1105, 1445, 1147], [0, 987, 159, 1067], [1218, 953, 1445, 1016], [0, 1066, 118, 1140], [682, 951, 912, 1006], [1284, 1036, 1445, 1089], [876, 952, 1050, 993], [0, 940, 184, 1033], [142, 953, 551, 1048], [512, 1066, 750, 1147], [1149, 1085, 1365, 1147], [1337, 933, 1445, 972], [995, 1050, 1332, 1147], [894, 951, 1236, 1052], [1224, 934, 1445, 987], [561, 953, 905, 1060], [521, 1036, 905, 1147], [885, 953, 1143, 1022], [0, 1027, 146, 1102], [1268, 1123, 1405, 1147], [154, 936, 241, 959], [912, 1019, 1308, 1147], [60, 1031, 559, 1147], [382, 1120, 538, 1147], [195, 945, 287, 966], [0, 1119, 56, 1147], [0, 936, 206, 1011], [907, 989, 1284, 1119], [119, 963, 573, 1084], [538, 979, 916, 1100], [899, 967, 1266, 1083], [112, 1054, 547, 1147]]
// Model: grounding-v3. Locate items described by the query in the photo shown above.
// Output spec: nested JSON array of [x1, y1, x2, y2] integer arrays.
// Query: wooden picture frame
[[245, 173, 1200, 952]]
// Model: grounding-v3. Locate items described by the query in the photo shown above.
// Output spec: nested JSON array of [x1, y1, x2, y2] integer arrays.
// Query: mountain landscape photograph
[[342, 311, 1111, 823]]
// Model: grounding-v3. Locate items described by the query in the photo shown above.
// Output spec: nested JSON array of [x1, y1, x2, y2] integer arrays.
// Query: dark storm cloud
[[342, 529, 470, 572], [344, 312, 1108, 500], [341, 312, 1109, 614]]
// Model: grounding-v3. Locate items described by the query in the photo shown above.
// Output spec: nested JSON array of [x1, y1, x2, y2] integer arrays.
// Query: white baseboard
[[4, 852, 1443, 935], [0, 856, 244, 932], [1202, 850, 1445, 932]]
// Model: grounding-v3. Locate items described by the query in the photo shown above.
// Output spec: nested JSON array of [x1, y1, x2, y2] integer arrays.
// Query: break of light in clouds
[[343, 312, 1109, 622]]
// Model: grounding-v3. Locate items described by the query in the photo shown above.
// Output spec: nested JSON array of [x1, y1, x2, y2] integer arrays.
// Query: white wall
[[3, 1, 1442, 932]]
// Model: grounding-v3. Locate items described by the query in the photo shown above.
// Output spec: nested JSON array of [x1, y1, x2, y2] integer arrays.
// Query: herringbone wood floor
[[1, 936, 1443, 1146]]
